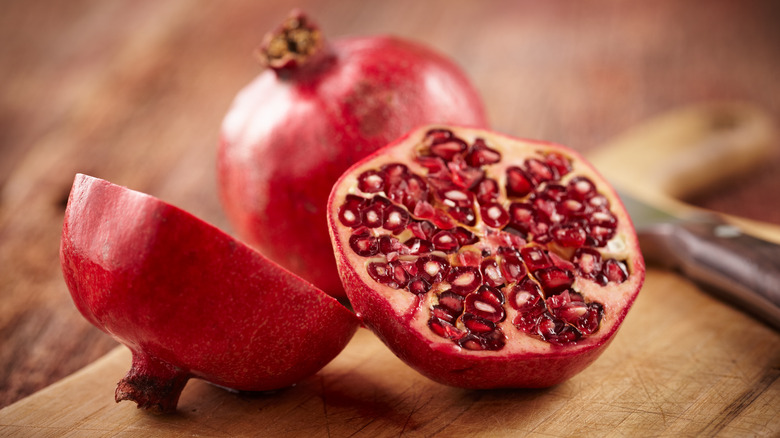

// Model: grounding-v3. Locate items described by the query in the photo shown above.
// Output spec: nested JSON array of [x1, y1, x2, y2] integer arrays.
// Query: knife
[[619, 189, 780, 331], [587, 102, 780, 331]]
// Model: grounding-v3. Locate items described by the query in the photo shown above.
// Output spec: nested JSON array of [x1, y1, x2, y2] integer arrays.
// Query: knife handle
[[639, 221, 780, 331]]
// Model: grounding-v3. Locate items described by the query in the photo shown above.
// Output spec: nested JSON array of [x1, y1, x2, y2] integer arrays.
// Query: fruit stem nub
[[256, 9, 332, 76], [115, 350, 191, 414]]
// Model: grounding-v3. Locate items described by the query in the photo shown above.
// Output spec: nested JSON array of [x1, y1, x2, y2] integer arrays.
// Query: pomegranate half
[[60, 174, 359, 413], [218, 10, 488, 297], [328, 126, 645, 388]]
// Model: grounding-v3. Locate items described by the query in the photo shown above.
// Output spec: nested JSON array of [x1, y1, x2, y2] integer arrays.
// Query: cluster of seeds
[[337, 129, 630, 349]]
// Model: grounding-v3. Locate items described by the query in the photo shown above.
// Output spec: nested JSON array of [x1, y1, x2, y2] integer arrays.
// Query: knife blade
[[618, 189, 780, 331]]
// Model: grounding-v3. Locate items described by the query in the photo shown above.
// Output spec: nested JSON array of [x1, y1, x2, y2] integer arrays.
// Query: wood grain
[[1, 0, 779, 427], [1, 269, 779, 436]]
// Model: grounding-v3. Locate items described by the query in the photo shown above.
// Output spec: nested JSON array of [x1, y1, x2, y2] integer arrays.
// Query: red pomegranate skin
[[327, 126, 645, 389], [60, 174, 359, 412], [218, 11, 488, 297]]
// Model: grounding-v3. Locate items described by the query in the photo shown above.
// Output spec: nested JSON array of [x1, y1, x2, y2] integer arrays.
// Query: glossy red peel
[[218, 10, 488, 297], [60, 174, 359, 413]]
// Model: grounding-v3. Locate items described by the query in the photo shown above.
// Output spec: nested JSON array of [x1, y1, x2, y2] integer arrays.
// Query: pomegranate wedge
[[61, 174, 359, 413], [328, 126, 645, 388]]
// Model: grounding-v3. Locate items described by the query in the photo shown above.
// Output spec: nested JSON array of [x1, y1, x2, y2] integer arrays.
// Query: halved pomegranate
[[218, 10, 488, 297], [328, 126, 645, 388], [60, 174, 359, 413]]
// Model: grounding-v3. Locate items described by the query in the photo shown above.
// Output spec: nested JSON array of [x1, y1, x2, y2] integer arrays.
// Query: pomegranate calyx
[[115, 351, 190, 414], [256, 9, 332, 75]]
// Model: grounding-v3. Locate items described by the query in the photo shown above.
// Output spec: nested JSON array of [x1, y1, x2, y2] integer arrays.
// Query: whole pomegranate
[[327, 126, 645, 388], [218, 10, 488, 296], [60, 174, 359, 413]]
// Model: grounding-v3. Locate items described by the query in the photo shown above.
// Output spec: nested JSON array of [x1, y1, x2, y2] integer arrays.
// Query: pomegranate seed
[[539, 184, 567, 202], [588, 194, 610, 209], [499, 254, 527, 283], [506, 167, 535, 197], [428, 317, 463, 340], [378, 235, 405, 255], [462, 313, 496, 333], [404, 237, 433, 255], [438, 290, 465, 314], [473, 178, 499, 204], [431, 305, 457, 324], [464, 285, 505, 322], [458, 330, 505, 351], [452, 227, 478, 246], [545, 152, 572, 177], [408, 220, 436, 240], [457, 250, 483, 267], [535, 267, 574, 295], [449, 164, 484, 189], [508, 278, 543, 311], [447, 266, 482, 295], [424, 128, 453, 144], [367, 262, 407, 289], [360, 203, 384, 228], [439, 187, 475, 208], [357, 169, 386, 193], [382, 205, 410, 234], [381, 162, 408, 183], [572, 248, 603, 279], [415, 155, 447, 173], [416, 255, 450, 283], [520, 246, 552, 271], [388, 260, 410, 288], [338, 195, 365, 228], [432, 230, 460, 252], [537, 315, 580, 345], [408, 277, 432, 295], [567, 176, 597, 201], [413, 200, 435, 219], [551, 222, 587, 247], [603, 259, 628, 283], [430, 139, 468, 161], [402, 174, 429, 209], [480, 259, 506, 288], [431, 208, 458, 229], [533, 196, 563, 224], [587, 224, 616, 247], [524, 158, 558, 183], [508, 202, 535, 233], [465, 138, 502, 167], [480, 202, 510, 228], [577, 302, 603, 335], [349, 228, 379, 257], [447, 206, 476, 227]]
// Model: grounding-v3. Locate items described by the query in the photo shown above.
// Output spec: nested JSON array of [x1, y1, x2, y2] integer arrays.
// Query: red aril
[[328, 126, 645, 388], [218, 10, 488, 297], [60, 174, 359, 413]]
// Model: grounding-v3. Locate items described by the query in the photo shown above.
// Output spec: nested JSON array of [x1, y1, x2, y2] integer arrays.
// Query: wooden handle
[[640, 221, 780, 331], [589, 102, 780, 243]]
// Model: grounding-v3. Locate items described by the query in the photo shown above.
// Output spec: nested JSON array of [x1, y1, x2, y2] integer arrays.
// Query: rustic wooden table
[[1, 0, 779, 430]]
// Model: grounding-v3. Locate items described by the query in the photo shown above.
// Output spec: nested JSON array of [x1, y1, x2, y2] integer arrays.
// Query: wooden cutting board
[[1, 104, 779, 437]]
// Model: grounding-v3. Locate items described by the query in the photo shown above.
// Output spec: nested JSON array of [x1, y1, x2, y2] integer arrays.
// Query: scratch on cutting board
[[698, 366, 780, 436], [320, 376, 332, 438]]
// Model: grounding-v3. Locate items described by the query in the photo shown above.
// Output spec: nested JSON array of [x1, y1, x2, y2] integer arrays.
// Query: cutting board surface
[[1, 270, 778, 437], [1, 103, 780, 436]]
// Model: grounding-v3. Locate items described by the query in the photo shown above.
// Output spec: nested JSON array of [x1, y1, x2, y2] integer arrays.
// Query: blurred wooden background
[[1, 0, 778, 409]]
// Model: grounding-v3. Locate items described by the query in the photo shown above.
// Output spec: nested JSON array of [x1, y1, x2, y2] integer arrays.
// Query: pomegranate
[[218, 10, 488, 297], [328, 126, 645, 388], [60, 174, 359, 413]]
